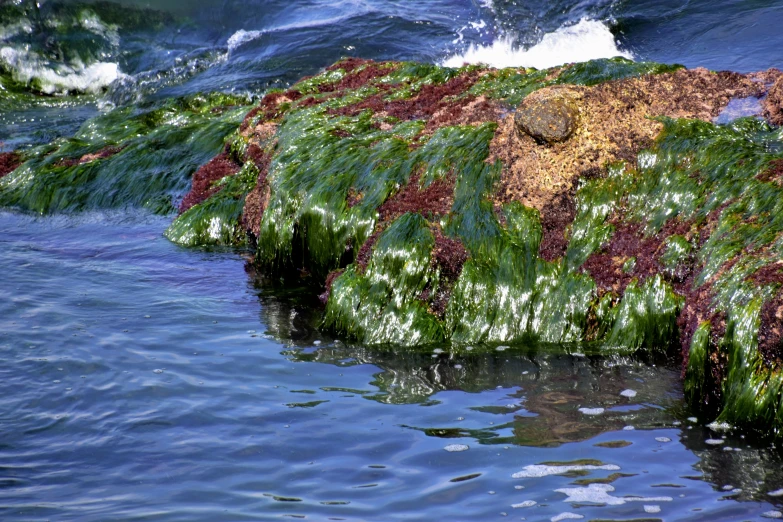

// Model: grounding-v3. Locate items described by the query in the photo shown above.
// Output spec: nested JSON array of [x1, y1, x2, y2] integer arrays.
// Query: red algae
[[537, 189, 577, 262], [319, 268, 345, 304], [378, 172, 455, 222], [749, 263, 783, 364], [0, 152, 22, 178], [179, 151, 241, 213], [355, 229, 382, 274], [757, 159, 783, 186], [241, 143, 274, 237], [328, 70, 485, 125], [54, 145, 125, 169], [239, 89, 303, 132]]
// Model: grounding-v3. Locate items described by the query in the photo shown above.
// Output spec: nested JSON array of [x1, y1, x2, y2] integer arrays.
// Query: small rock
[[515, 87, 579, 144]]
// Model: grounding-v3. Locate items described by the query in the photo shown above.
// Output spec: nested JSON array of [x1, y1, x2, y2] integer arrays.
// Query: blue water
[[2, 211, 782, 520], [3, 0, 783, 519]]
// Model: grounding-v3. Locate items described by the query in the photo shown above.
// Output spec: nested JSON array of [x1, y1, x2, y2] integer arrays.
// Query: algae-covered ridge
[[4, 56, 783, 438], [161, 57, 783, 438], [0, 92, 251, 214]]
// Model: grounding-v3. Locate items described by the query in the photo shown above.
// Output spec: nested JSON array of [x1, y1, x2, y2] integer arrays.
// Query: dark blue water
[[3, 1, 783, 519]]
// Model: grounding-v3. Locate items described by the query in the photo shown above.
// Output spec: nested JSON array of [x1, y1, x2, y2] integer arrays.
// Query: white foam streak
[[0, 47, 122, 94], [443, 19, 632, 70], [227, 9, 370, 53]]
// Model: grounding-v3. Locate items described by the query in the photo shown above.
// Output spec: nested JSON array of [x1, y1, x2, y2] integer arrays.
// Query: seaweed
[[0, 92, 250, 214], [165, 162, 259, 247], [555, 57, 684, 87]]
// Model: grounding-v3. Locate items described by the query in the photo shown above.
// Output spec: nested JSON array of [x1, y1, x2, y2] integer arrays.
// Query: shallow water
[[2, 212, 783, 521], [3, 0, 783, 519]]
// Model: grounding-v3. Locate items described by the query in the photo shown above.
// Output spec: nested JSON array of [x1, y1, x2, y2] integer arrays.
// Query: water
[[2, 0, 783, 519], [3, 211, 783, 520]]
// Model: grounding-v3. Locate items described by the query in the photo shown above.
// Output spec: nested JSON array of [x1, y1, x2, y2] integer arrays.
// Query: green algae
[[255, 107, 410, 276], [662, 234, 693, 274], [0, 93, 250, 214], [684, 321, 711, 408], [323, 213, 444, 346], [467, 57, 680, 107], [564, 163, 629, 272], [165, 162, 258, 247], [468, 67, 552, 107], [716, 298, 783, 436], [605, 275, 683, 352], [555, 57, 684, 87]]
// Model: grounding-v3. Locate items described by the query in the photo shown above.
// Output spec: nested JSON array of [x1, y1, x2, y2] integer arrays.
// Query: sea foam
[[0, 47, 122, 95], [442, 18, 632, 70]]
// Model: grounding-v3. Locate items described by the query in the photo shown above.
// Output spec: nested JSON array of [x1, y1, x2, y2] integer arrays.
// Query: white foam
[[707, 421, 733, 431], [552, 513, 584, 522], [227, 30, 266, 52], [620, 389, 637, 398], [579, 407, 604, 415], [762, 511, 783, 519], [769, 489, 783, 497], [556, 483, 673, 506], [227, 8, 370, 53], [705, 438, 725, 445], [444, 444, 469, 452], [644, 505, 661, 514], [442, 18, 632, 70], [512, 500, 536, 508], [0, 47, 122, 94], [513, 463, 620, 478]]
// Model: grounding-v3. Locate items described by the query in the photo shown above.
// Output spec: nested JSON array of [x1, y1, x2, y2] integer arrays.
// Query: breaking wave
[[443, 18, 632, 69]]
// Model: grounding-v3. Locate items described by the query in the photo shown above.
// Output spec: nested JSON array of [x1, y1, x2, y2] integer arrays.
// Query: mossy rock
[[6, 55, 783, 438]]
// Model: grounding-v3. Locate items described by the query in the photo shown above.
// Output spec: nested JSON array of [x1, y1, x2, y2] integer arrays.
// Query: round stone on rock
[[514, 87, 580, 144]]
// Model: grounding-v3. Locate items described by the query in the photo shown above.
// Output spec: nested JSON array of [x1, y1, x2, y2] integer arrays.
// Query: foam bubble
[[769, 489, 783, 497], [620, 389, 637, 398], [762, 511, 783, 519], [227, 29, 266, 52], [512, 463, 620, 478], [705, 438, 725, 445], [555, 483, 673, 506], [579, 407, 604, 415], [444, 444, 469, 452], [442, 19, 632, 70], [512, 500, 536, 508], [644, 505, 661, 514], [551, 513, 584, 522], [706, 421, 733, 431]]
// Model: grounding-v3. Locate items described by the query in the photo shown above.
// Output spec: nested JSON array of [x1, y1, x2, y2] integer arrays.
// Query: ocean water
[[2, 0, 783, 520]]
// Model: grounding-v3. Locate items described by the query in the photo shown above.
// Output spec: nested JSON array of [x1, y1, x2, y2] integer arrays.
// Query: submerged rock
[[514, 87, 579, 143]]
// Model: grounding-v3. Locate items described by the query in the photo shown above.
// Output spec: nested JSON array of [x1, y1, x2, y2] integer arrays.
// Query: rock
[[514, 87, 579, 144], [763, 75, 783, 126]]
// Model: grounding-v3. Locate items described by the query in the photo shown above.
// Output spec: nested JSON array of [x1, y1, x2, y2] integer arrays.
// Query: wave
[[0, 47, 122, 95], [226, 7, 372, 53], [442, 18, 632, 70]]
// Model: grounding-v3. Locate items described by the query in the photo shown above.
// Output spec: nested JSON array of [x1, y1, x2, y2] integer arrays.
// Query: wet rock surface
[[764, 75, 783, 126], [514, 87, 579, 144]]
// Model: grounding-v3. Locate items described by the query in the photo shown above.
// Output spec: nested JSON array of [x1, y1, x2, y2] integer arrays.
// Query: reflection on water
[[1, 212, 782, 520], [285, 342, 682, 447]]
